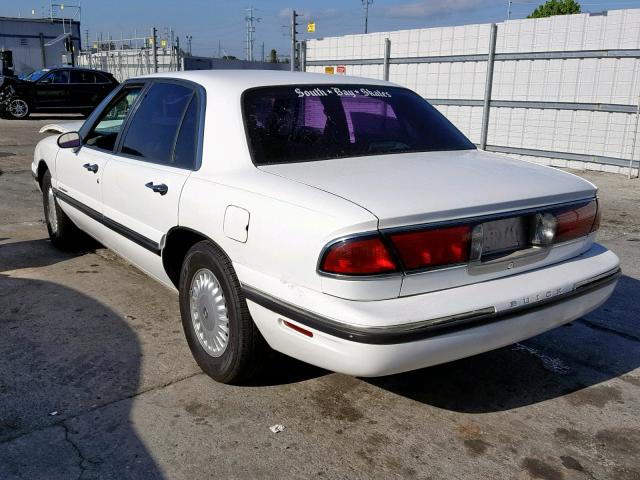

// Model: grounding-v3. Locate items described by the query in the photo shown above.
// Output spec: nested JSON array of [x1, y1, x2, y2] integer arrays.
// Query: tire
[[6, 98, 30, 119], [179, 240, 268, 384], [41, 170, 81, 248]]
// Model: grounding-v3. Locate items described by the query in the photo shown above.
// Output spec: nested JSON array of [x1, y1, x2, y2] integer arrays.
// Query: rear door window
[[70, 70, 96, 83], [120, 82, 195, 167], [94, 72, 111, 84], [172, 96, 199, 169]]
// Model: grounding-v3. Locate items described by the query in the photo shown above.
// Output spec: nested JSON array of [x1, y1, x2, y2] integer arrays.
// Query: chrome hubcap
[[9, 99, 28, 118], [47, 187, 58, 234], [189, 268, 229, 357]]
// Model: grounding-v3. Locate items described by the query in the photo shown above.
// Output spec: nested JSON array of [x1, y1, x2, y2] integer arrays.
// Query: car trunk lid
[[258, 149, 596, 228]]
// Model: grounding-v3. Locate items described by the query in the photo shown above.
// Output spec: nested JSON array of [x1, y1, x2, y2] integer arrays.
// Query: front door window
[[83, 87, 143, 151]]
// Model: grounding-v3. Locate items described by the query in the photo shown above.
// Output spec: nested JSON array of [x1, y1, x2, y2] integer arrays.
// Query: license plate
[[481, 217, 528, 255]]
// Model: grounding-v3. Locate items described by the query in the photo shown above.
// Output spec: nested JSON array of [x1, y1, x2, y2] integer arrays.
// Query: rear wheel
[[179, 241, 268, 384], [41, 170, 81, 248], [7, 98, 30, 119]]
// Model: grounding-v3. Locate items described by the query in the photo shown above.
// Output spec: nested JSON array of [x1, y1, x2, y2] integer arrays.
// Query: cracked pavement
[[0, 116, 639, 479]]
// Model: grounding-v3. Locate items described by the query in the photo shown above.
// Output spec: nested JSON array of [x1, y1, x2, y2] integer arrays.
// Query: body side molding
[[53, 188, 161, 255]]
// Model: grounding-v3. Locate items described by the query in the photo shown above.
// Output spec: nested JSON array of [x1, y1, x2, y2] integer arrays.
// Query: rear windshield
[[242, 84, 475, 165]]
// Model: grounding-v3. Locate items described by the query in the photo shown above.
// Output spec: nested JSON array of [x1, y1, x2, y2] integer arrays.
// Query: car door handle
[[82, 163, 99, 173], [145, 182, 168, 195]]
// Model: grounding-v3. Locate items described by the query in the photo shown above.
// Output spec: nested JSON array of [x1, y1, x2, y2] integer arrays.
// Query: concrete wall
[[306, 9, 640, 176], [0, 17, 81, 75]]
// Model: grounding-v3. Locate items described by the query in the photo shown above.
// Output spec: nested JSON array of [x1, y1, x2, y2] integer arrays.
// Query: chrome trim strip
[[244, 267, 620, 344]]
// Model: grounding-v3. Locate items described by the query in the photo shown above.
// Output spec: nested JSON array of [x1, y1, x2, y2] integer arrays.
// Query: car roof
[[48, 66, 112, 74], [130, 70, 396, 96]]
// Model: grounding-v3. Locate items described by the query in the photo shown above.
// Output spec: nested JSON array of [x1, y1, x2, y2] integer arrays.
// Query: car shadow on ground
[[366, 275, 640, 413], [0, 242, 164, 479], [0, 236, 101, 272], [246, 352, 328, 386]]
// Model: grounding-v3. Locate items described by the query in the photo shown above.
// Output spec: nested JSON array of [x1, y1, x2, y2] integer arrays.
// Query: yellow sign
[[161, 39, 167, 48], [307, 22, 315, 33], [324, 66, 334, 74]]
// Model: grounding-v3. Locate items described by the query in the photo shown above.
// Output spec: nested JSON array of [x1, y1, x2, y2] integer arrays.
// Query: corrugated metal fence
[[304, 9, 640, 177]]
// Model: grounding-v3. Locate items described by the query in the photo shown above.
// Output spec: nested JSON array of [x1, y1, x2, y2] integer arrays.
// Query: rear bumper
[[240, 244, 620, 376], [244, 267, 619, 345]]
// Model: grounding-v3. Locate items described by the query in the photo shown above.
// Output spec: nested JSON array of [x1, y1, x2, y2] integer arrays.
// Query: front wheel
[[7, 98, 30, 119], [178, 241, 268, 384], [41, 170, 81, 248]]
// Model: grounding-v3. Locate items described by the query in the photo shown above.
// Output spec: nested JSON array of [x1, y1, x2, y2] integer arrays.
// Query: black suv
[[0, 67, 119, 119]]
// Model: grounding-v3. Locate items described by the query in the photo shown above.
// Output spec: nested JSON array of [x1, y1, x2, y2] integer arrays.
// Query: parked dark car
[[0, 67, 119, 119]]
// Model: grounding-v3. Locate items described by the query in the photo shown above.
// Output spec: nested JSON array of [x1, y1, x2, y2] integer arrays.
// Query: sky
[[3, 0, 640, 59]]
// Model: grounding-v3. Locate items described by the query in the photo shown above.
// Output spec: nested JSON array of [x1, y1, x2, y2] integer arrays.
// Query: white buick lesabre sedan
[[32, 71, 620, 384]]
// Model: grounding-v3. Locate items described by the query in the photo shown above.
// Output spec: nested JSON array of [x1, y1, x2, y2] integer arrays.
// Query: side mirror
[[57, 131, 82, 149]]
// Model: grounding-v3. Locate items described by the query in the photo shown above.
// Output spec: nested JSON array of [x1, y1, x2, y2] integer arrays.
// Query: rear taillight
[[389, 225, 471, 270], [554, 200, 599, 243], [320, 236, 398, 275], [319, 200, 600, 277]]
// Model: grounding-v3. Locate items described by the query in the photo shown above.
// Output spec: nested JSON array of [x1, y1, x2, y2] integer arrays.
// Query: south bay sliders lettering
[[294, 87, 392, 98]]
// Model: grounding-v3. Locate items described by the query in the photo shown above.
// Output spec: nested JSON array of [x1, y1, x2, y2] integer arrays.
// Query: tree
[[268, 49, 278, 63], [528, 0, 581, 18]]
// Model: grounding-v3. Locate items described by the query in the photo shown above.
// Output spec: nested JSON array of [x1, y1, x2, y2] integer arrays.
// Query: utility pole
[[84, 29, 89, 52], [507, 0, 512, 20], [218, 40, 221, 58], [186, 35, 192, 56], [176, 36, 181, 71], [291, 9, 299, 71], [362, 0, 373, 34], [261, 42, 265, 62], [151, 27, 158, 73], [245, 6, 260, 61]]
